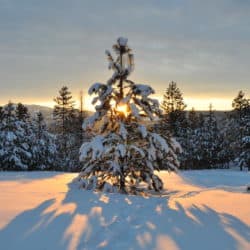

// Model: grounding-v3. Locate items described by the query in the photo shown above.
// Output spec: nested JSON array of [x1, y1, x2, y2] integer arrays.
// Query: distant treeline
[[157, 82, 249, 170], [0, 83, 249, 171]]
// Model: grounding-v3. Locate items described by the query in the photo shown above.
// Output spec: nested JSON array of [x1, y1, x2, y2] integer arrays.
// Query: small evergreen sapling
[[74, 38, 181, 194]]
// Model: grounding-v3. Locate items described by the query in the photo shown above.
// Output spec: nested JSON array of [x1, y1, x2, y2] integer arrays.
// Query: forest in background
[[0, 84, 249, 172]]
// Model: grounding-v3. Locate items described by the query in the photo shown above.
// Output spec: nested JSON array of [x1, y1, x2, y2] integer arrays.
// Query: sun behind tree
[[74, 37, 181, 194]]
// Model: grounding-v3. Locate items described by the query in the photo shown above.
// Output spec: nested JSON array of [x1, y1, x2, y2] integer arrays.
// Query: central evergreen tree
[[74, 38, 181, 194]]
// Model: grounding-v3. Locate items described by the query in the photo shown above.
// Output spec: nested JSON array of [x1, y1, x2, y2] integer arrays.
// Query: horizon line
[[0, 101, 234, 112]]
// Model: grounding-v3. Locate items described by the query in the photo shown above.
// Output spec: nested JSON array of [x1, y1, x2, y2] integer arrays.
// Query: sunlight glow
[[83, 95, 96, 112], [79, 94, 233, 112], [115, 103, 129, 117]]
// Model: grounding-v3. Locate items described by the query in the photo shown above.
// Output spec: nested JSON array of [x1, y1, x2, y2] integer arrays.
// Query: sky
[[0, 0, 249, 111]]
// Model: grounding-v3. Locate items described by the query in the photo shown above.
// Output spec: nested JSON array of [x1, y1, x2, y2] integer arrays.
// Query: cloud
[[0, 0, 249, 108]]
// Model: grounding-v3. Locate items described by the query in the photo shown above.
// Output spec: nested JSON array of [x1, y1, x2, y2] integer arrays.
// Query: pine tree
[[180, 105, 223, 169], [0, 102, 33, 170], [53, 86, 76, 132], [161, 81, 187, 136], [230, 91, 250, 170], [35, 111, 45, 140], [232, 90, 249, 121], [4, 101, 16, 130], [66, 91, 89, 171], [239, 136, 250, 170], [79, 91, 85, 142], [179, 108, 200, 169], [188, 107, 200, 130], [0, 102, 17, 170], [202, 104, 220, 167], [15, 103, 29, 121], [0, 106, 3, 121], [219, 116, 236, 166], [198, 112, 205, 127], [0, 104, 58, 171], [74, 37, 181, 194], [31, 112, 58, 170], [53, 86, 76, 157]]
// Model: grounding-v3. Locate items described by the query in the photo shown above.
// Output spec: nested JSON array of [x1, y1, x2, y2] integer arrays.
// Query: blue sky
[[0, 0, 249, 110]]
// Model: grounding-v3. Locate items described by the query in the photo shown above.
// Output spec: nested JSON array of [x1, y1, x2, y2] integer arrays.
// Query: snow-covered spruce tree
[[30, 111, 58, 170], [179, 105, 224, 169], [237, 136, 250, 171], [178, 108, 200, 169], [74, 37, 181, 194], [0, 102, 33, 170], [203, 104, 220, 166], [15, 102, 29, 121], [230, 91, 250, 170], [0, 103, 59, 171]]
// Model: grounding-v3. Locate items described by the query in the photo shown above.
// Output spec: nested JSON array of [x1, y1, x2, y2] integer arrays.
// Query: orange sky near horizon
[[0, 94, 233, 111]]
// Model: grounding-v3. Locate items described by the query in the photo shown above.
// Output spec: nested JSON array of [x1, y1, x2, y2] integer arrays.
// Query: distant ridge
[[24, 104, 54, 123], [19, 104, 229, 124], [23, 104, 94, 123]]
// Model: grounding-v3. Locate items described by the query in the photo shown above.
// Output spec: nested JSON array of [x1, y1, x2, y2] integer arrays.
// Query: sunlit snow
[[0, 170, 249, 250]]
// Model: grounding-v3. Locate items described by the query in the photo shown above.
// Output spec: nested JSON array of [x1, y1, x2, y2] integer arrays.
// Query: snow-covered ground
[[0, 170, 249, 250]]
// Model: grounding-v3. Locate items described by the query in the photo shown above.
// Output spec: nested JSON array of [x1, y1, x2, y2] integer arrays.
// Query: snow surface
[[0, 170, 249, 250]]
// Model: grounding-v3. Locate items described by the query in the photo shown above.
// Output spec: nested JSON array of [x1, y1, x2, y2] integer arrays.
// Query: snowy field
[[0, 170, 249, 250]]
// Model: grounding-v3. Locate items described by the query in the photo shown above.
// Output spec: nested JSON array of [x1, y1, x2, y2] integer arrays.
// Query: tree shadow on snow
[[0, 183, 249, 250], [179, 170, 250, 189]]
